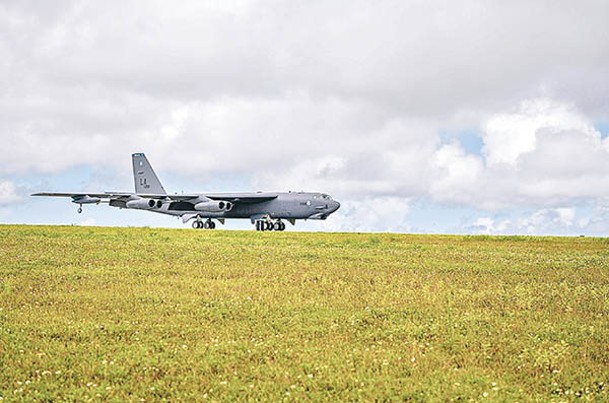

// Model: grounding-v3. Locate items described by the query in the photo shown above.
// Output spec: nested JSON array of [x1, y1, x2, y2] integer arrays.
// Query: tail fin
[[132, 153, 167, 195]]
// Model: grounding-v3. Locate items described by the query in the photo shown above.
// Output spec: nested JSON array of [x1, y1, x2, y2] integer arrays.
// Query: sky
[[1, 0, 609, 234]]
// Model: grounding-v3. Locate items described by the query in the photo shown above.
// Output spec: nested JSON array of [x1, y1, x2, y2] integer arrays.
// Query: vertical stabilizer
[[132, 153, 167, 194]]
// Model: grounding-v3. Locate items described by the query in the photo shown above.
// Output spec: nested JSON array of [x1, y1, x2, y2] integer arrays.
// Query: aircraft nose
[[330, 200, 341, 213]]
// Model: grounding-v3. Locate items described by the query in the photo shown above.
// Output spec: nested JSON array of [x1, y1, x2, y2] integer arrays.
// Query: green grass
[[1, 225, 608, 401]]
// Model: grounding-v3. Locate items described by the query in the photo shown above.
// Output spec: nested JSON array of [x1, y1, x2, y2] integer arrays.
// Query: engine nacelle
[[126, 198, 163, 209], [194, 200, 232, 212]]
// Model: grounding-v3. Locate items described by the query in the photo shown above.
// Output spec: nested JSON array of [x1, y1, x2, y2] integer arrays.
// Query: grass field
[[1, 225, 608, 401]]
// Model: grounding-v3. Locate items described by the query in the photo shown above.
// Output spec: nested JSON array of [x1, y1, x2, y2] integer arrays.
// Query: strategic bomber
[[32, 153, 340, 231]]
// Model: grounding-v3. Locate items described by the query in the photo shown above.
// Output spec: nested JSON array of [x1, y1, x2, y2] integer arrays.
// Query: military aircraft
[[32, 153, 340, 231]]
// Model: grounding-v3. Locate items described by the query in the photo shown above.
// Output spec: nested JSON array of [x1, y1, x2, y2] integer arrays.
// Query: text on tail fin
[[132, 153, 167, 194]]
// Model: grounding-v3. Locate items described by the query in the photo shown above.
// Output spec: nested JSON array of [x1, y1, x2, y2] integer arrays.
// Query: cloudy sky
[[2, 0, 609, 234]]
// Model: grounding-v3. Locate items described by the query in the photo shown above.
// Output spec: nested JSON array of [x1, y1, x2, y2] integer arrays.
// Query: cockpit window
[[321, 194, 332, 200]]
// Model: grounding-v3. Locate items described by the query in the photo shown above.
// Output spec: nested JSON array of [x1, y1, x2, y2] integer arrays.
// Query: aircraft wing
[[204, 193, 279, 203], [32, 192, 279, 204], [31, 192, 132, 199], [133, 192, 279, 204]]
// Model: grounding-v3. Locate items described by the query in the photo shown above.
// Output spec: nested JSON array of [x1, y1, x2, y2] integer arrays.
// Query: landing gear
[[192, 218, 216, 230], [77, 205, 83, 214], [255, 219, 286, 232]]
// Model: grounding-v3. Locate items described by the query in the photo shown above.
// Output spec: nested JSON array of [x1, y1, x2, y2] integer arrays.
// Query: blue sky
[[2, 1, 609, 235]]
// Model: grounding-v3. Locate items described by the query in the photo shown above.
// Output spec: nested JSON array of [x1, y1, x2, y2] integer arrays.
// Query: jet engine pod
[[125, 198, 161, 209], [194, 200, 233, 212], [72, 195, 101, 204]]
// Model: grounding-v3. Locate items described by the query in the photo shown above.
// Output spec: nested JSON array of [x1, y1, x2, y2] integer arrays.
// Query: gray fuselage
[[123, 191, 340, 222]]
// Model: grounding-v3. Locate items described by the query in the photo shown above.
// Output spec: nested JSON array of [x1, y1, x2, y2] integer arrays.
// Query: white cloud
[[464, 206, 609, 236], [0, 179, 19, 205], [472, 99, 609, 209], [2, 1, 609, 233], [318, 196, 412, 233], [579, 198, 609, 235], [518, 208, 576, 234], [482, 99, 599, 166], [469, 216, 511, 235], [430, 142, 484, 204]]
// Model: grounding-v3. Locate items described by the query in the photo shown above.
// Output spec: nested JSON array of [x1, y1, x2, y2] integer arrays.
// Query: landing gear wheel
[[256, 220, 270, 231], [256, 219, 282, 231], [204, 220, 216, 230], [193, 221, 202, 229], [77, 206, 83, 214], [272, 220, 285, 231]]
